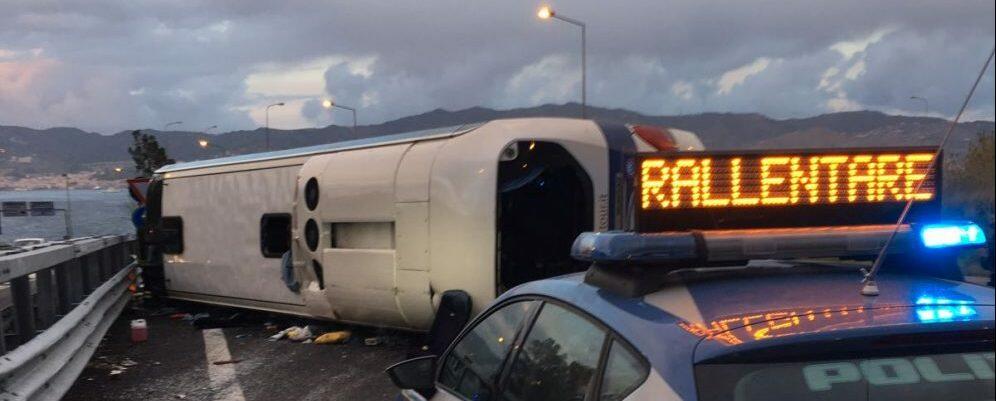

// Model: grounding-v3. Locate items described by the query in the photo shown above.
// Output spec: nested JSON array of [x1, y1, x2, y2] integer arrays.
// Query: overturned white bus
[[142, 118, 703, 330]]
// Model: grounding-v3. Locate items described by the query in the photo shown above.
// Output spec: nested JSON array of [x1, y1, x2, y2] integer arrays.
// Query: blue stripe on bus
[[595, 122, 636, 230]]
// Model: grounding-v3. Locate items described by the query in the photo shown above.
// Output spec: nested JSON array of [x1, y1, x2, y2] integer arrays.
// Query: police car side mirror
[[386, 355, 437, 390]]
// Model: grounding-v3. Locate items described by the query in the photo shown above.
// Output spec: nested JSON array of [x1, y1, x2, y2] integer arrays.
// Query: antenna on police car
[[861, 47, 995, 296]]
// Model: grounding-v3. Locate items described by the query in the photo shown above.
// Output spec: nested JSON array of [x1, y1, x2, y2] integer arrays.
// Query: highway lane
[[64, 301, 413, 401]]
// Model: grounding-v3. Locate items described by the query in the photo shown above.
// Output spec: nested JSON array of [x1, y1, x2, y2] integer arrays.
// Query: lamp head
[[537, 6, 554, 19]]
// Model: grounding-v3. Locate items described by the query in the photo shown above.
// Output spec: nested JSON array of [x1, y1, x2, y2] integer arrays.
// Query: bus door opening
[[496, 141, 594, 294]]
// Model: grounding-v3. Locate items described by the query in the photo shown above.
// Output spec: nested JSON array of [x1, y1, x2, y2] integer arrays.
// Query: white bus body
[[150, 118, 702, 330]]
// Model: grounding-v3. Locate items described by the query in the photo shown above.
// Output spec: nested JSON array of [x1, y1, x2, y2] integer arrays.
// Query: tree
[[945, 130, 995, 283], [127, 130, 175, 177], [946, 130, 995, 220]]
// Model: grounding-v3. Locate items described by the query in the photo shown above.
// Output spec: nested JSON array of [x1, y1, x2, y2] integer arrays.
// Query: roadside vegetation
[[944, 130, 996, 278]]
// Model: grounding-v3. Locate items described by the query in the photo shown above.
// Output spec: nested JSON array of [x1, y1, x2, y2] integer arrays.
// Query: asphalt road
[[64, 300, 415, 401]]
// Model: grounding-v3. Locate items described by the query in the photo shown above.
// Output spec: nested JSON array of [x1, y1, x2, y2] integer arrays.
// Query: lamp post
[[61, 173, 74, 239], [538, 5, 586, 118], [910, 96, 929, 117], [265, 102, 285, 151], [322, 99, 357, 135], [164, 121, 183, 131]]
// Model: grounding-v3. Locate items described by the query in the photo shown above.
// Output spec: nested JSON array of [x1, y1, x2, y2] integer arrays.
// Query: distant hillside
[[1, 103, 993, 176]]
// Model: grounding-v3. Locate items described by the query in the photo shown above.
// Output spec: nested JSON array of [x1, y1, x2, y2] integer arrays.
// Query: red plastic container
[[130, 319, 148, 343]]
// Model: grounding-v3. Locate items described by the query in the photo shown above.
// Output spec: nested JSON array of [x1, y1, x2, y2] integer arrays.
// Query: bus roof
[[156, 123, 483, 174]]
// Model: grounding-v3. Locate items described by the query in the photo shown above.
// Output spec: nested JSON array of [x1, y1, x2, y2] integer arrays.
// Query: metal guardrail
[[0, 235, 136, 401]]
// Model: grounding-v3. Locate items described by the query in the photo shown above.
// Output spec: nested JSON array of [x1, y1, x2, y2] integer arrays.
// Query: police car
[[386, 147, 996, 401]]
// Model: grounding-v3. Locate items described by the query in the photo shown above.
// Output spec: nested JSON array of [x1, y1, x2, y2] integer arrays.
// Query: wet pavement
[[64, 300, 415, 401]]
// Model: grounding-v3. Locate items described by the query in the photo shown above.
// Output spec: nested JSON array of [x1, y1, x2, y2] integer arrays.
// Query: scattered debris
[[175, 394, 187, 399], [170, 313, 192, 320], [363, 337, 383, 346], [314, 331, 351, 345], [120, 358, 139, 367], [184, 313, 210, 322], [286, 326, 314, 341], [109, 369, 124, 379], [269, 327, 297, 341], [192, 312, 273, 329]]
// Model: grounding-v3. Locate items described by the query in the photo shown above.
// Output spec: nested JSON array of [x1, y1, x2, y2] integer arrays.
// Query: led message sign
[[635, 148, 941, 231]]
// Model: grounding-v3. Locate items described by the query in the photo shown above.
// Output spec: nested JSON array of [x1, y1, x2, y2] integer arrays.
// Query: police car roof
[[500, 268, 994, 394]]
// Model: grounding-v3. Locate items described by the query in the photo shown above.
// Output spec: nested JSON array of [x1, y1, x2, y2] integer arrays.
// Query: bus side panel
[[395, 201, 433, 328], [295, 154, 335, 319], [307, 144, 411, 327], [393, 140, 446, 329], [322, 248, 404, 325], [162, 165, 305, 308]]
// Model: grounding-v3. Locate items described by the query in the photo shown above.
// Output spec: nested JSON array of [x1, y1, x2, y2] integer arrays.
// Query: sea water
[[0, 189, 135, 244]]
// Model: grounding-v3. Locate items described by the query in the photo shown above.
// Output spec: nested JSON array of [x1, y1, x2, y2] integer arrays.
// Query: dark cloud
[[1, 0, 993, 134]]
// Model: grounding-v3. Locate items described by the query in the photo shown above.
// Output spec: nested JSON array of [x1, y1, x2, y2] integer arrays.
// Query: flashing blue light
[[919, 222, 987, 249], [914, 296, 977, 322]]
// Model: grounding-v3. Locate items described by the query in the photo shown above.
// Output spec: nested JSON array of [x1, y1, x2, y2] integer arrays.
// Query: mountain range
[[2, 103, 993, 177]]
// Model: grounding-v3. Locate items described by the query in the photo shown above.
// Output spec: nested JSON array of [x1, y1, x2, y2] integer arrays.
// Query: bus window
[[260, 213, 292, 258], [160, 216, 184, 254], [496, 141, 593, 293]]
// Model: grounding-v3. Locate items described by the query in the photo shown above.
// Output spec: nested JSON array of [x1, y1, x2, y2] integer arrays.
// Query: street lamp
[[538, 5, 587, 118], [910, 96, 929, 117], [197, 138, 229, 156], [164, 121, 183, 131], [323, 99, 357, 135], [265, 102, 285, 151]]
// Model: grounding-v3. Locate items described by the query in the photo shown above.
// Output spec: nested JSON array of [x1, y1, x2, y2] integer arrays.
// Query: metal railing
[[0, 235, 136, 401]]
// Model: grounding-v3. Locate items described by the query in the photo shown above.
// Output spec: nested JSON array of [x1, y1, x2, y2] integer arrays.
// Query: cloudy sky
[[1, 0, 993, 134]]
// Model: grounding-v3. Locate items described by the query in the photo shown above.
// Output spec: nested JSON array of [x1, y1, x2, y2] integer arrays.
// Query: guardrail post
[[119, 242, 130, 269], [10, 275, 36, 346], [0, 311, 6, 353], [96, 247, 108, 281], [55, 260, 73, 315], [35, 267, 58, 329], [103, 245, 116, 278], [69, 257, 86, 303], [80, 253, 95, 295]]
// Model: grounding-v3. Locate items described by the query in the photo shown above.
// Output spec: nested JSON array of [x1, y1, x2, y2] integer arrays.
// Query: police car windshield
[[696, 351, 995, 401]]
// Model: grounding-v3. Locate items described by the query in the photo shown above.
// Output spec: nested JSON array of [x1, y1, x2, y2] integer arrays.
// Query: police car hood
[[642, 271, 995, 362]]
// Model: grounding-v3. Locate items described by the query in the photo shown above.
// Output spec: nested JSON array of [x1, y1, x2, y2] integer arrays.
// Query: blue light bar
[[914, 296, 977, 322], [571, 225, 923, 265], [918, 221, 987, 249], [571, 231, 698, 264]]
